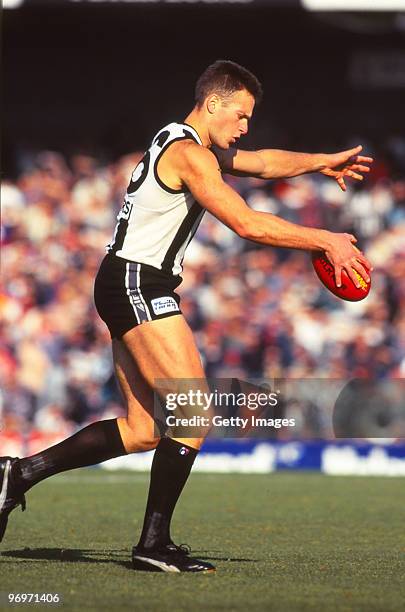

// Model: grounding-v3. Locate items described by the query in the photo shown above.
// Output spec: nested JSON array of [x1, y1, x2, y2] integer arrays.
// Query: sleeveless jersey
[[107, 122, 205, 277]]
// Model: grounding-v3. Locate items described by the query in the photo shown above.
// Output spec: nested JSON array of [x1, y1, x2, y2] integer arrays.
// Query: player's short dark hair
[[195, 60, 263, 107]]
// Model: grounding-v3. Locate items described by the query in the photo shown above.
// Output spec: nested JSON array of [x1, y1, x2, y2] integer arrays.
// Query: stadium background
[[2, 0, 405, 473]]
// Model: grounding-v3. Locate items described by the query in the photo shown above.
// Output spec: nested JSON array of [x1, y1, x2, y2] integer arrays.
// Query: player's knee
[[125, 426, 160, 452], [132, 434, 160, 452], [121, 416, 160, 452]]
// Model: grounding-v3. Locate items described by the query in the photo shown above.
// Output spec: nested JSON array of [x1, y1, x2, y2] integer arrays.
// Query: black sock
[[137, 438, 198, 550], [16, 419, 127, 492]]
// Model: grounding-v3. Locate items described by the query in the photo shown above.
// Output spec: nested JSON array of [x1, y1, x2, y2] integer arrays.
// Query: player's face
[[209, 89, 255, 149]]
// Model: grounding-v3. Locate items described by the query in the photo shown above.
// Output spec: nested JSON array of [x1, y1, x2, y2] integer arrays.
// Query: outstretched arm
[[173, 141, 372, 288], [215, 145, 373, 191]]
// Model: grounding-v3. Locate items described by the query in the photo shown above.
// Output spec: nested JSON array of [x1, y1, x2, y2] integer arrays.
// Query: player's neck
[[183, 109, 211, 148]]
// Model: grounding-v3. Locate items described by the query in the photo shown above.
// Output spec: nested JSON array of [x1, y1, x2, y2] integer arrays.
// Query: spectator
[[1, 147, 404, 439]]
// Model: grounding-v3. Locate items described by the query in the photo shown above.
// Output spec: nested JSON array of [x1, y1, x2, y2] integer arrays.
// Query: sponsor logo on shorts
[[179, 447, 190, 456], [151, 296, 179, 315]]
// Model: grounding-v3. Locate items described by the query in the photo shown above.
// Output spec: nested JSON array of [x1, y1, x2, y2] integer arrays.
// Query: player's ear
[[206, 94, 219, 115]]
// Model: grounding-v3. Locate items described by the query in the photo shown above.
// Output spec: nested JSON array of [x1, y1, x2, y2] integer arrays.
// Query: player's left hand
[[319, 145, 373, 191]]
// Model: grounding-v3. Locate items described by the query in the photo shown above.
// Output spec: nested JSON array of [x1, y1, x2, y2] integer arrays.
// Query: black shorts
[[94, 254, 183, 339]]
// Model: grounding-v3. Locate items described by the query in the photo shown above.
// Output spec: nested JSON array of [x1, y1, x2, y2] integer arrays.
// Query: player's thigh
[[122, 313, 205, 382], [112, 338, 159, 449], [122, 315, 209, 448]]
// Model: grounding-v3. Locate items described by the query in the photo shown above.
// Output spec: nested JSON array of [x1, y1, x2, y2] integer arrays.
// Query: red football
[[311, 252, 371, 302]]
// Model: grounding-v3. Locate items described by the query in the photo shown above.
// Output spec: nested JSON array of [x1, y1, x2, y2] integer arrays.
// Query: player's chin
[[215, 138, 234, 150]]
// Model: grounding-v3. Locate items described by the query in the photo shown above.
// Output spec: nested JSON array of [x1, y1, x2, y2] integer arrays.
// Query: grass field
[[1, 470, 405, 611]]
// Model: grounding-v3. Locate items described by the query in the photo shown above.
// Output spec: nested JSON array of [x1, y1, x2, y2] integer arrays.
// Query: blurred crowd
[[1, 141, 405, 441]]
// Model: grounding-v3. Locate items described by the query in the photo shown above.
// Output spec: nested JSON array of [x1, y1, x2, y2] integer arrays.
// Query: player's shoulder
[[171, 139, 218, 171], [173, 139, 218, 180]]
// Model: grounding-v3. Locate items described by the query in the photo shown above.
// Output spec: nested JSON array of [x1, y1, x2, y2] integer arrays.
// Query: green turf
[[1, 470, 404, 611]]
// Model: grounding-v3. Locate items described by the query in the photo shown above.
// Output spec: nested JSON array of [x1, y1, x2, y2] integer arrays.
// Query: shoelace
[[167, 542, 191, 555], [177, 543, 191, 555]]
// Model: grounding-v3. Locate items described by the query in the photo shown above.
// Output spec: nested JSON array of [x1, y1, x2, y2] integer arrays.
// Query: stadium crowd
[[1, 142, 404, 443]]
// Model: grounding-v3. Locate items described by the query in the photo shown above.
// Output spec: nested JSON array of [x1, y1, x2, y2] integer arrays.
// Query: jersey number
[[127, 151, 151, 195]]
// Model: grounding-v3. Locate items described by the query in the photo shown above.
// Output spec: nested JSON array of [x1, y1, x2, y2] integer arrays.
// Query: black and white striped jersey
[[107, 122, 205, 277]]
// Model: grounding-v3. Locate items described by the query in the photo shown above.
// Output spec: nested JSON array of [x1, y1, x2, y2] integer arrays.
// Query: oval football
[[311, 252, 371, 302]]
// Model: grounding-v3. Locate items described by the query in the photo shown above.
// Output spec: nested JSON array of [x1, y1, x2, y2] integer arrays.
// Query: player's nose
[[239, 120, 248, 135]]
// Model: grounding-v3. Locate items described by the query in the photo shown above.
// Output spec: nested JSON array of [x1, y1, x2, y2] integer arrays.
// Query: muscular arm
[[214, 145, 373, 190], [173, 141, 371, 287], [178, 142, 328, 249], [215, 147, 326, 179]]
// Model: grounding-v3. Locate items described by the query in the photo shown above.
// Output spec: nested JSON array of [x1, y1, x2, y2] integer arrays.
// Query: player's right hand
[[324, 232, 373, 288]]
